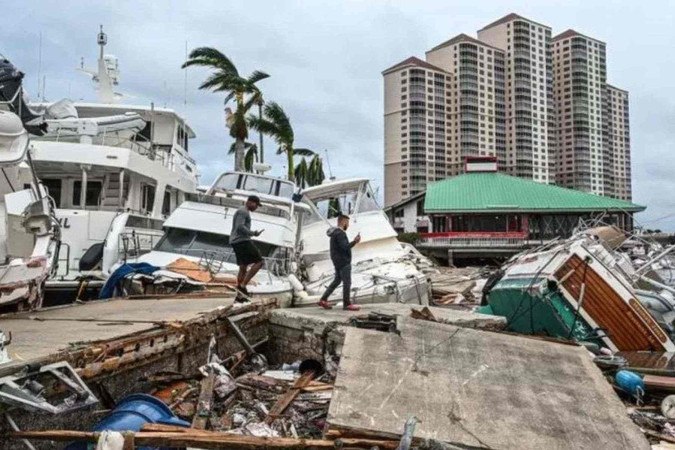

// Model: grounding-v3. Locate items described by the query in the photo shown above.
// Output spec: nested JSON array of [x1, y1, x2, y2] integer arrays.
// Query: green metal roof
[[424, 172, 645, 213]]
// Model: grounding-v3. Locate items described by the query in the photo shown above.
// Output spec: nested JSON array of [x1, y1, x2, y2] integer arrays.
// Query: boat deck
[[0, 296, 239, 374]]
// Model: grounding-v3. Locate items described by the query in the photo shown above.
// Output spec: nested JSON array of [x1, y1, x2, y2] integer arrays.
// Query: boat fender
[[615, 370, 645, 400], [288, 274, 304, 292], [79, 242, 104, 271]]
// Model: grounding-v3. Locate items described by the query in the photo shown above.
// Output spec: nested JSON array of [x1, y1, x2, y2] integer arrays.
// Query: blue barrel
[[66, 394, 190, 450], [615, 370, 645, 399]]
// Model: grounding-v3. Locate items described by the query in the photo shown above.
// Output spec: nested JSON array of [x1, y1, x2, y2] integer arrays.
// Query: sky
[[2, 0, 675, 230]]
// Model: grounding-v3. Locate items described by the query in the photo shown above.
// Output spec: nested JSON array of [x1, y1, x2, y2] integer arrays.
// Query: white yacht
[[24, 27, 199, 297], [120, 171, 307, 306], [295, 178, 430, 306]]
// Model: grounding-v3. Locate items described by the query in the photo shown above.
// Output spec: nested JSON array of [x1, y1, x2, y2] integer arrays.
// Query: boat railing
[[196, 249, 291, 279], [418, 232, 535, 249], [118, 230, 162, 262], [56, 242, 71, 277], [39, 127, 178, 167]]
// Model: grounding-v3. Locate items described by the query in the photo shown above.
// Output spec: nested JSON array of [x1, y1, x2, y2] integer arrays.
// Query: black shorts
[[232, 241, 263, 266]]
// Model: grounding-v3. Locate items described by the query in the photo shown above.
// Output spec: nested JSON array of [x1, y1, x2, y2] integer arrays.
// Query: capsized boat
[[116, 171, 308, 305], [294, 178, 431, 307], [0, 110, 59, 317], [481, 226, 675, 352]]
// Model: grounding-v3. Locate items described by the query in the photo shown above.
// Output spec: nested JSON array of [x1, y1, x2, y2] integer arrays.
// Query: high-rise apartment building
[[552, 30, 610, 196], [383, 13, 631, 207], [425, 34, 507, 175], [477, 14, 555, 183], [607, 85, 631, 200], [383, 57, 452, 206]]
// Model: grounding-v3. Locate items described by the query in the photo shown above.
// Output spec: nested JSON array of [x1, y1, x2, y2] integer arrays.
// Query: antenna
[[324, 149, 334, 180], [37, 32, 42, 100], [183, 40, 188, 107]]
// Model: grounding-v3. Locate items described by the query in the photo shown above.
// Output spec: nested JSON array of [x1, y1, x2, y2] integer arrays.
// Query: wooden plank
[[9, 430, 399, 449], [644, 374, 675, 392], [265, 371, 315, 424], [192, 373, 216, 429], [555, 254, 669, 351]]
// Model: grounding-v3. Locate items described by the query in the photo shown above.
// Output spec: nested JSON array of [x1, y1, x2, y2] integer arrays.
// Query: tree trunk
[[234, 138, 245, 171], [286, 149, 295, 182]]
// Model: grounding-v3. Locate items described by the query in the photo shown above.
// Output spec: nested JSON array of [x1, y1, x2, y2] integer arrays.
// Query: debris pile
[[147, 359, 334, 440], [429, 266, 494, 307]]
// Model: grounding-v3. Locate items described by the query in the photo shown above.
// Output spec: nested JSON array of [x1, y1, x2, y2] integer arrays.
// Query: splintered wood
[[9, 429, 400, 449], [265, 371, 316, 424], [192, 373, 217, 429]]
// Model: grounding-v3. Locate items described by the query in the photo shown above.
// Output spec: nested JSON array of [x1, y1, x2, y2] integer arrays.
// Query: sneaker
[[318, 299, 333, 309], [344, 304, 361, 311]]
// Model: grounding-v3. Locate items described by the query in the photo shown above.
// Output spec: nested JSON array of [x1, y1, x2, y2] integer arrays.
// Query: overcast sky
[[2, 0, 675, 229]]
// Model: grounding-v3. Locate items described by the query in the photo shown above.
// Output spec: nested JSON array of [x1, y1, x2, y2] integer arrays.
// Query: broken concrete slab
[[270, 303, 506, 334], [327, 320, 649, 449], [267, 304, 507, 367]]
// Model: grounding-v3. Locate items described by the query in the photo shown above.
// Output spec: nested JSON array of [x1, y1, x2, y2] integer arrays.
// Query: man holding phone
[[230, 195, 264, 300], [318, 214, 361, 311]]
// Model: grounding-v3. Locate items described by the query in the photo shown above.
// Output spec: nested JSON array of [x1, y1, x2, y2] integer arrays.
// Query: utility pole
[[258, 97, 264, 164]]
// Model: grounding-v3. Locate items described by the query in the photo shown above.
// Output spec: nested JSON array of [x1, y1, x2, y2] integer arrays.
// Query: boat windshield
[[304, 181, 381, 222], [154, 227, 293, 276], [211, 173, 294, 198]]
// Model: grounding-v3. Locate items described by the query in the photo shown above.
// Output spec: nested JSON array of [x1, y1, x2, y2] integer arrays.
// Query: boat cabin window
[[176, 124, 189, 151], [212, 173, 294, 198], [141, 184, 156, 213], [72, 181, 102, 207], [356, 184, 381, 213], [42, 179, 62, 207], [308, 182, 380, 220], [155, 228, 278, 259], [162, 191, 172, 216]]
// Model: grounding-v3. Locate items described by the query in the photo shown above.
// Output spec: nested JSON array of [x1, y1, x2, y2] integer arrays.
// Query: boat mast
[[96, 25, 115, 104]]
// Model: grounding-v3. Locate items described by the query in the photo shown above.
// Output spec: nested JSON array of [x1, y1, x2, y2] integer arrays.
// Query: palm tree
[[247, 102, 311, 182], [182, 47, 268, 171], [228, 142, 258, 172], [295, 154, 325, 188]]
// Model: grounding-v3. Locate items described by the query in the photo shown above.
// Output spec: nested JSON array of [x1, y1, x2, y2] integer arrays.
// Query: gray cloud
[[2, 0, 674, 229]]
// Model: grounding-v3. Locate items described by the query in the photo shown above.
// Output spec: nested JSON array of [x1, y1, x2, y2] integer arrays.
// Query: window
[[162, 191, 172, 215], [42, 179, 62, 207], [141, 184, 156, 212], [416, 200, 425, 216], [72, 181, 102, 207]]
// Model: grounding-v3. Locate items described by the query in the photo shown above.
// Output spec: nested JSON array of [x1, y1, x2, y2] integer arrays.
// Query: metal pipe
[[119, 169, 125, 207], [80, 167, 87, 207], [223, 316, 255, 355], [634, 245, 675, 278], [638, 274, 675, 296], [4, 413, 37, 450]]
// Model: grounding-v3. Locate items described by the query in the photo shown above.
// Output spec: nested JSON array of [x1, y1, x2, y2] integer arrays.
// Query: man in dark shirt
[[230, 195, 264, 299], [318, 214, 361, 311]]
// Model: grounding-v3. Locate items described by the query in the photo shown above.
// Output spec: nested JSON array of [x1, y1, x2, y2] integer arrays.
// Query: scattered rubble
[[428, 266, 494, 307]]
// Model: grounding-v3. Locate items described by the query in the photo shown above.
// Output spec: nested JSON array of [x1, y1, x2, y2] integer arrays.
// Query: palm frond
[[228, 141, 257, 155], [262, 102, 294, 144], [247, 70, 270, 85], [182, 47, 238, 75], [293, 148, 315, 156], [247, 115, 280, 137]]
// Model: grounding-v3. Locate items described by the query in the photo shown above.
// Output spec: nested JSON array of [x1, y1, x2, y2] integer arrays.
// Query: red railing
[[420, 231, 528, 239]]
